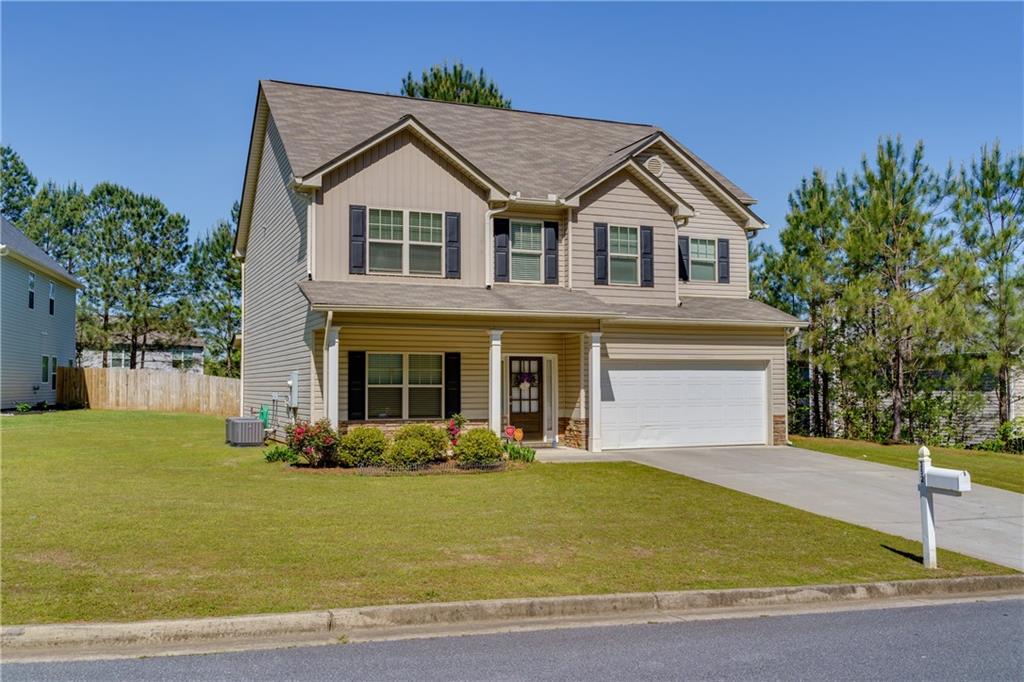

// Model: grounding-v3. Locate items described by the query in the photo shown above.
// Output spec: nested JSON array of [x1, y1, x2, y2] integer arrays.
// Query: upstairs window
[[28, 273, 35, 309], [408, 212, 443, 275], [690, 238, 717, 281], [48, 282, 55, 315], [510, 220, 542, 282], [609, 226, 639, 285], [367, 208, 444, 276]]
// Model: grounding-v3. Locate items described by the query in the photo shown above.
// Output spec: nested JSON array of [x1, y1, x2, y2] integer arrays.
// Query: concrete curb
[[3, 575, 1021, 654]]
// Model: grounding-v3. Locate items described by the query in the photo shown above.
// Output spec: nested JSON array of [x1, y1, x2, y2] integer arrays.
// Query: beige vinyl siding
[[572, 171, 677, 306], [0, 256, 77, 408], [240, 114, 316, 433], [600, 325, 788, 416], [637, 144, 751, 299], [316, 130, 489, 285]]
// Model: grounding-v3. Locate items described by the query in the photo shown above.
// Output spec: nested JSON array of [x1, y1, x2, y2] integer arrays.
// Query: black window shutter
[[349, 205, 366, 274], [678, 236, 690, 281], [445, 212, 461, 279], [543, 221, 559, 284], [444, 352, 461, 418], [494, 218, 510, 282], [347, 351, 366, 420], [717, 238, 730, 283], [640, 226, 654, 288], [594, 223, 609, 285]]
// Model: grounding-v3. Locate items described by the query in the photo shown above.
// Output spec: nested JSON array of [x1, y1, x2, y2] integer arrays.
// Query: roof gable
[[0, 217, 82, 289]]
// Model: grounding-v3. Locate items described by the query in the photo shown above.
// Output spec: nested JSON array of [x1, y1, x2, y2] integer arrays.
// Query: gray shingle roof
[[260, 80, 755, 204], [1, 217, 82, 288], [297, 280, 804, 327]]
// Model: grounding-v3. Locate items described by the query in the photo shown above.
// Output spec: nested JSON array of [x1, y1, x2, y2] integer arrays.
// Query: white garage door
[[600, 361, 767, 450]]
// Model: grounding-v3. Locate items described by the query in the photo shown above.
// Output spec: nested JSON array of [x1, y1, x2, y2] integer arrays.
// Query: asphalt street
[[4, 599, 1022, 681]]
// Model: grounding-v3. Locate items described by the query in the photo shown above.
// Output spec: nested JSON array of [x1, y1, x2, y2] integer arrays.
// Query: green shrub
[[454, 428, 503, 467], [383, 437, 435, 469], [34, 401, 48, 411], [14, 402, 31, 413], [285, 419, 339, 467], [503, 441, 536, 463], [264, 444, 298, 464], [997, 417, 1024, 454], [337, 426, 389, 467], [393, 424, 449, 462]]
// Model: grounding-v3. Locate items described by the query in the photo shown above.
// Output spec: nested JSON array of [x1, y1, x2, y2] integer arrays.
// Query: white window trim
[[509, 219, 544, 283], [28, 272, 35, 309], [608, 225, 640, 286], [50, 355, 57, 389], [367, 207, 445, 277], [365, 351, 445, 420], [690, 237, 718, 282]]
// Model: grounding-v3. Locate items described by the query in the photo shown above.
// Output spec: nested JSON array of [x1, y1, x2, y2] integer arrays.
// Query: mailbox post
[[917, 446, 971, 569]]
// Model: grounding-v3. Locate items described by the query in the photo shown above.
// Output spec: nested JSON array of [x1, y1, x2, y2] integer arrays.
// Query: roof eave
[[1, 250, 83, 289], [233, 84, 271, 260]]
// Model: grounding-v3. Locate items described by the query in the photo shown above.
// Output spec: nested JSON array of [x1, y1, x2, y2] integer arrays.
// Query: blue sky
[[3, 2, 1021, 246]]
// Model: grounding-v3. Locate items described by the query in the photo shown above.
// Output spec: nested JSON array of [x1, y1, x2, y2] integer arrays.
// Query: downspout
[[564, 205, 573, 290], [485, 200, 512, 288]]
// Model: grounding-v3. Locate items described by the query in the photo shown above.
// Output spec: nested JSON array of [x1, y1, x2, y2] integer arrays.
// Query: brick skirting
[[772, 414, 788, 445]]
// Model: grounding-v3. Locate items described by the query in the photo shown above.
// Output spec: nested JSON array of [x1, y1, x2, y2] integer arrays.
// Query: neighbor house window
[[51, 355, 57, 389], [690, 238, 716, 281], [609, 226, 639, 285], [510, 220, 542, 282], [40, 355, 49, 383], [48, 282, 55, 315], [171, 348, 194, 370], [110, 346, 129, 368], [408, 212, 443, 275], [368, 209, 404, 274], [367, 208, 445, 276], [366, 352, 443, 420], [28, 273, 35, 309]]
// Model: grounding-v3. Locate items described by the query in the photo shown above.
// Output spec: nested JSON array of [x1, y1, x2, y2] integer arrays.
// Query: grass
[[1, 411, 1010, 625], [791, 436, 1024, 495]]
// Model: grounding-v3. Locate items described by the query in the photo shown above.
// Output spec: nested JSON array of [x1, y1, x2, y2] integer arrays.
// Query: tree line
[[1, 146, 241, 377], [752, 137, 1023, 446]]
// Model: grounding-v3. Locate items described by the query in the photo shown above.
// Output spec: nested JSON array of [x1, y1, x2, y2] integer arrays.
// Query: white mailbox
[[917, 446, 971, 569], [924, 466, 971, 495]]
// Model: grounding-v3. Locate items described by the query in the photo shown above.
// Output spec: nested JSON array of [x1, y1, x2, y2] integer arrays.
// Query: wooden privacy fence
[[57, 368, 240, 417]]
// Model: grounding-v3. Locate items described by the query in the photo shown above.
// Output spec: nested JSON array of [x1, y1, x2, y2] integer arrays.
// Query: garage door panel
[[600, 361, 766, 449]]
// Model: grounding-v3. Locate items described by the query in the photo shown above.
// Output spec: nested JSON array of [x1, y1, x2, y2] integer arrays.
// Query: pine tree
[[1, 145, 37, 225], [402, 62, 511, 108], [949, 142, 1024, 424], [189, 204, 242, 377], [23, 181, 89, 274]]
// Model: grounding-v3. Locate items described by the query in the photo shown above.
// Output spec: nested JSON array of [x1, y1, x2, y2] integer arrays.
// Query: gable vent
[[644, 155, 664, 177]]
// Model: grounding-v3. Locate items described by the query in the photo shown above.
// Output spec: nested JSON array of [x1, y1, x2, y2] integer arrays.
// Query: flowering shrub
[[285, 419, 338, 467], [447, 413, 468, 446]]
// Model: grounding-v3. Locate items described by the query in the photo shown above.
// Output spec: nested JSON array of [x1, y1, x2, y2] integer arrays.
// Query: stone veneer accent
[[772, 415, 788, 445], [340, 419, 487, 436], [559, 417, 589, 450]]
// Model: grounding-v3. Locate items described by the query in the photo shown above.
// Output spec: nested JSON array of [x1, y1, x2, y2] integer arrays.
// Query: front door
[[509, 356, 543, 441]]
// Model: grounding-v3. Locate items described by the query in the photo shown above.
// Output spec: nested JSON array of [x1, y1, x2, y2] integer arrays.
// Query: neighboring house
[[80, 332, 205, 374], [235, 80, 806, 449], [0, 217, 82, 409]]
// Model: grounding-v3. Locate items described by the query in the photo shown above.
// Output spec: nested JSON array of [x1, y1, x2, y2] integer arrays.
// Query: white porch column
[[588, 331, 602, 452], [326, 326, 339, 428], [488, 329, 503, 433]]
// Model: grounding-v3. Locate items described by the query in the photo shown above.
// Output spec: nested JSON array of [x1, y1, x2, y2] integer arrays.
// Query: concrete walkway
[[539, 446, 1024, 570]]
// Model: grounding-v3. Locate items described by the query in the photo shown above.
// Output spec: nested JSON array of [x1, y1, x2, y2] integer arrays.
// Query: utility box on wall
[[287, 370, 299, 409]]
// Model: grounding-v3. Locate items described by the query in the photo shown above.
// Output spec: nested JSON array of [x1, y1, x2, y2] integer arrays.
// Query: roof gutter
[[307, 304, 616, 320]]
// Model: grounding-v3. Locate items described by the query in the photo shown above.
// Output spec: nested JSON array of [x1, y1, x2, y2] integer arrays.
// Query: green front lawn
[[791, 436, 1024, 495], [1, 411, 1009, 625]]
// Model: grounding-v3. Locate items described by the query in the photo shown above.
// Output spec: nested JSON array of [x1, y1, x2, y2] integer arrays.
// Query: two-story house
[[235, 80, 805, 451], [1, 217, 82, 409]]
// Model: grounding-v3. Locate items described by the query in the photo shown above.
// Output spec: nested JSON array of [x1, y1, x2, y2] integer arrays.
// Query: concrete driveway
[[539, 446, 1024, 571]]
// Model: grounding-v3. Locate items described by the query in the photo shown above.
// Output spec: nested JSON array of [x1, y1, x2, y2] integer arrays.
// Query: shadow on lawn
[[881, 544, 923, 565]]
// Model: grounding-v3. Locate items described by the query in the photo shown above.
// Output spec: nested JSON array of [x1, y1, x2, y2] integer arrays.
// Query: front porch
[[313, 314, 606, 451]]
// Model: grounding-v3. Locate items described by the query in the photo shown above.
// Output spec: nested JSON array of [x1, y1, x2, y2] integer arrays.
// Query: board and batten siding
[[241, 114, 317, 433], [311, 327, 584, 422], [315, 131, 489, 285], [600, 325, 788, 416], [637, 144, 751, 299], [0, 256, 77, 408], [572, 171, 678, 306]]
